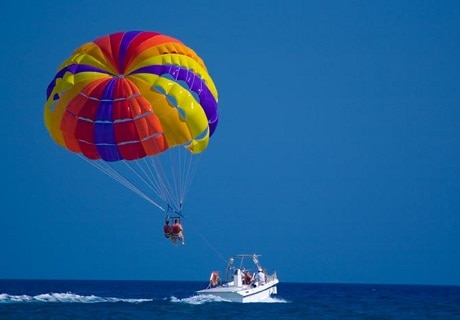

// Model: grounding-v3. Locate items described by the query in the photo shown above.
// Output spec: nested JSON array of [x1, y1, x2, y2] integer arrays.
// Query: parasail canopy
[[44, 31, 219, 213]]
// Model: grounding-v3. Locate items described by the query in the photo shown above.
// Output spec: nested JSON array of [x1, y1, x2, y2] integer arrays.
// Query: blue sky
[[1, 0, 459, 285]]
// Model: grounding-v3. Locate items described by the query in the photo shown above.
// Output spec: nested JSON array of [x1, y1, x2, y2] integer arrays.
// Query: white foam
[[259, 296, 289, 303], [0, 292, 152, 304], [0, 292, 286, 305], [170, 294, 288, 304], [171, 294, 231, 305]]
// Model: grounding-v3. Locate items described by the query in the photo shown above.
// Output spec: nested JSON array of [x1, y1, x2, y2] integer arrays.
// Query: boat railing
[[266, 271, 277, 283]]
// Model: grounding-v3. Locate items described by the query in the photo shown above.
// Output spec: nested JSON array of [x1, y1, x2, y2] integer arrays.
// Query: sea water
[[1, 280, 459, 319]]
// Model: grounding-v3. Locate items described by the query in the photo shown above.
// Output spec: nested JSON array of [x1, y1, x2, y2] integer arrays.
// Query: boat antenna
[[253, 254, 262, 270]]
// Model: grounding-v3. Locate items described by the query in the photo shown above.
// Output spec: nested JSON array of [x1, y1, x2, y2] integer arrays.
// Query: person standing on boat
[[256, 269, 265, 286], [172, 219, 185, 245], [209, 271, 219, 288]]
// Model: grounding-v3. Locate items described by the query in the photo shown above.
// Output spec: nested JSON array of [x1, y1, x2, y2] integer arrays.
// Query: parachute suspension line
[[77, 147, 202, 215], [179, 149, 202, 209], [79, 155, 166, 212], [124, 158, 168, 204], [170, 148, 182, 209], [149, 152, 178, 211], [177, 147, 202, 212], [169, 147, 184, 211], [144, 146, 202, 214]]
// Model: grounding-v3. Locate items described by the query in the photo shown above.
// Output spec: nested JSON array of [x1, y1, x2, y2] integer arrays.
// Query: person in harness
[[171, 218, 185, 245], [163, 213, 185, 245], [163, 220, 173, 240]]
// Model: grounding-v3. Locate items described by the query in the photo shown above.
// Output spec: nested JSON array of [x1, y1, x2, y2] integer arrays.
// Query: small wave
[[260, 296, 289, 303], [171, 294, 231, 305], [0, 292, 152, 304], [170, 294, 288, 305]]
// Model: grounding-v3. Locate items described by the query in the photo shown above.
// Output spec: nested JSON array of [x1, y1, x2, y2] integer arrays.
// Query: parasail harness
[[165, 204, 183, 224]]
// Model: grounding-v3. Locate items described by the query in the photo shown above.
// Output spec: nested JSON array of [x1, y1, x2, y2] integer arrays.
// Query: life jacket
[[163, 225, 172, 237], [172, 224, 182, 235], [210, 271, 219, 287], [244, 273, 252, 284]]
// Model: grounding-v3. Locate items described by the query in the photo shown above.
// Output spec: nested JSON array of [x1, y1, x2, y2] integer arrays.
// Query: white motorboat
[[196, 254, 279, 303]]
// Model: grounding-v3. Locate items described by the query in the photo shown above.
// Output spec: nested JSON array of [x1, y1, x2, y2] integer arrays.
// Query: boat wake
[[1, 292, 288, 305], [171, 294, 288, 305], [0, 292, 152, 304], [171, 294, 231, 305], [263, 296, 289, 303]]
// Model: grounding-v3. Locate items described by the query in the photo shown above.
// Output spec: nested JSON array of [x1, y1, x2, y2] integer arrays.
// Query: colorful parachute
[[44, 31, 218, 213]]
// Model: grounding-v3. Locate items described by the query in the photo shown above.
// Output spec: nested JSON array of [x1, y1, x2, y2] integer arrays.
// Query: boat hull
[[196, 278, 279, 303]]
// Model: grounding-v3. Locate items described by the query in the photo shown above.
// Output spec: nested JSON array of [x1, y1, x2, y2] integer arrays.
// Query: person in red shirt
[[163, 220, 173, 241], [172, 219, 185, 245], [244, 271, 253, 285]]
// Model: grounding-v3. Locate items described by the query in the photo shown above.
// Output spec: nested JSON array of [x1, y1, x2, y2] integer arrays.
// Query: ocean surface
[[1, 280, 459, 319]]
